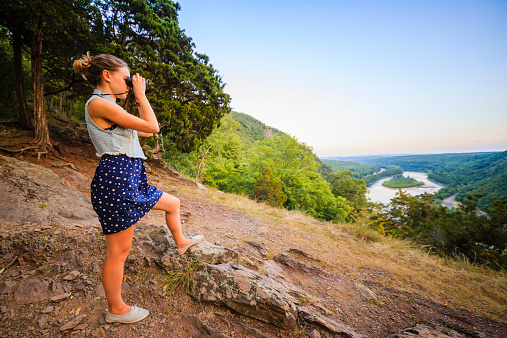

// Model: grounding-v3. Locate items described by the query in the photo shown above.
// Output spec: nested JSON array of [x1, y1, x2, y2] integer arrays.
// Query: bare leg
[[152, 192, 192, 249], [103, 226, 135, 315]]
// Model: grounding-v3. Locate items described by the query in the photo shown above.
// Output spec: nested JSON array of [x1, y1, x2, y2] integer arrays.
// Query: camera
[[125, 77, 149, 88]]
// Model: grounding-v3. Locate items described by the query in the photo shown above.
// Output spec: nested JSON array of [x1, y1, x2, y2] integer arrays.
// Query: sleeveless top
[[85, 89, 146, 159]]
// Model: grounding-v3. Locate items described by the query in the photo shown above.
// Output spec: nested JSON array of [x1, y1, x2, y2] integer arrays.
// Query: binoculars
[[125, 77, 149, 88]]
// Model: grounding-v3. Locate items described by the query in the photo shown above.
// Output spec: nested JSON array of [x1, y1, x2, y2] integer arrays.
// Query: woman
[[73, 53, 203, 323]]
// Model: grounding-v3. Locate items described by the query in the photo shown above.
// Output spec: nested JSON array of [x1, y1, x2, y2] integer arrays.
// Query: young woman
[[73, 53, 203, 323]]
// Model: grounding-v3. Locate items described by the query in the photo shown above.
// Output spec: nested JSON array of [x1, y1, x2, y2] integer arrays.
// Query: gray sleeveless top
[[85, 89, 146, 159]]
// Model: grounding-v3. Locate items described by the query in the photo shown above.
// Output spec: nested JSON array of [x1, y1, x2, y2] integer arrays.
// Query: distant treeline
[[355, 152, 507, 211], [321, 159, 403, 185]]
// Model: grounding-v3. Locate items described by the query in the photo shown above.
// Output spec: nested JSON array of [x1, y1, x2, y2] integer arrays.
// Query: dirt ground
[[0, 118, 506, 337]]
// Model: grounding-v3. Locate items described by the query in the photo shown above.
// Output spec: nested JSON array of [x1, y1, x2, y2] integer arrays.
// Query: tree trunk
[[59, 93, 63, 115], [13, 31, 32, 130], [68, 100, 73, 119], [32, 15, 51, 149]]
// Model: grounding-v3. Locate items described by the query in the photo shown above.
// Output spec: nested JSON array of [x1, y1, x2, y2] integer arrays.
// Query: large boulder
[[189, 263, 299, 328], [134, 222, 239, 271], [0, 155, 98, 225], [188, 262, 362, 336]]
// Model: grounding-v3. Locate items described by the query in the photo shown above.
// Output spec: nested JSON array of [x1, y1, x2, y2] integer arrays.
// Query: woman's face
[[106, 66, 130, 99]]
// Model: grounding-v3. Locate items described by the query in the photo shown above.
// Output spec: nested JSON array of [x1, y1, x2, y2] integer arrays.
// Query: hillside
[[231, 112, 334, 180], [0, 118, 506, 337]]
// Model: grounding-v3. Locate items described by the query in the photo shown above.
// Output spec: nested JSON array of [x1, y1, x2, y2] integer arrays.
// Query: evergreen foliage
[[252, 167, 287, 208], [370, 191, 507, 269], [0, 0, 230, 153]]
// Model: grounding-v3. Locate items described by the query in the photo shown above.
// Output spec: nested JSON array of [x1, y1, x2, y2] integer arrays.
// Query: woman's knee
[[105, 243, 131, 262], [154, 193, 180, 213], [104, 227, 134, 261]]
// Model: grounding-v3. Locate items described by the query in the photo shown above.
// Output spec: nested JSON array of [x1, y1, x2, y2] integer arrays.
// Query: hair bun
[[73, 52, 92, 78]]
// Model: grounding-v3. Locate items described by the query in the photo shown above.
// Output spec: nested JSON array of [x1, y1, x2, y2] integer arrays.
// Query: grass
[[173, 182, 507, 323], [163, 259, 201, 293]]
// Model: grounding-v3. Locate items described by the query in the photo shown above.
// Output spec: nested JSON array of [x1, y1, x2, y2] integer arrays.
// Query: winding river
[[367, 171, 444, 205]]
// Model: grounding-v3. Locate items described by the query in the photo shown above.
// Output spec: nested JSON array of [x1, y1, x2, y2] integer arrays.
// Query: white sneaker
[[105, 306, 149, 323], [177, 235, 204, 255]]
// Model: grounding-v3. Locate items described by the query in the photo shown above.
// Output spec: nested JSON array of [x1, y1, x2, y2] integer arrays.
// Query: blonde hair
[[73, 52, 128, 88]]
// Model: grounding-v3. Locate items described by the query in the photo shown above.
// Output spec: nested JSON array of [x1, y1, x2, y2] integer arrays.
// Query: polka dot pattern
[[91, 154, 163, 235]]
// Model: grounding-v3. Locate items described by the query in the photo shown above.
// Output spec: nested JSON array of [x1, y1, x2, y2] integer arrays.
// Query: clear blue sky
[[177, 0, 507, 157]]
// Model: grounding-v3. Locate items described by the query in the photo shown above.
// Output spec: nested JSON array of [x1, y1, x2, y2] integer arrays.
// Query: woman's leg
[[152, 192, 193, 249], [103, 225, 135, 315]]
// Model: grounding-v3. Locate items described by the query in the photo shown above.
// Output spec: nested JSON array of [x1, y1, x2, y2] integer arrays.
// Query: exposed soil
[[0, 118, 506, 337]]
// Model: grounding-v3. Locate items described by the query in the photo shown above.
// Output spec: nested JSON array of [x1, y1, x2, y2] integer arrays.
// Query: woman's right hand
[[131, 73, 146, 98]]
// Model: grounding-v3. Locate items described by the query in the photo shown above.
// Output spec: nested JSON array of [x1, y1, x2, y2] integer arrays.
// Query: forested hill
[[230, 112, 334, 180], [326, 152, 506, 210], [230, 112, 285, 144]]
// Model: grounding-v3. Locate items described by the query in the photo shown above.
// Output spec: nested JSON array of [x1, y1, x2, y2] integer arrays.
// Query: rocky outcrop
[[189, 263, 299, 328], [134, 222, 362, 336], [134, 222, 239, 272], [389, 324, 490, 337], [0, 154, 98, 225]]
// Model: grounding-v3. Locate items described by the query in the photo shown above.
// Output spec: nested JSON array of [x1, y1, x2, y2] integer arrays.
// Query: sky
[[177, 0, 507, 157]]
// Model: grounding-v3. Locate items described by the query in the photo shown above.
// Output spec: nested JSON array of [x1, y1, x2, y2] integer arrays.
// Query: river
[[367, 171, 445, 205]]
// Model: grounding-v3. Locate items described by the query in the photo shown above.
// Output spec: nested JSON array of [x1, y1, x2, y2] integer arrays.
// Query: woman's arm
[[137, 131, 153, 137], [88, 73, 160, 133]]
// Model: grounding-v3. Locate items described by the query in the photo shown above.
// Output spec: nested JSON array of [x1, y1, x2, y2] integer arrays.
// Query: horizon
[[319, 149, 505, 159], [178, 0, 507, 157]]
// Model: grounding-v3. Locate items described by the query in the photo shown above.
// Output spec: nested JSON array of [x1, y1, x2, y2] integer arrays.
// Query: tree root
[[50, 162, 81, 172], [0, 146, 41, 156], [0, 144, 81, 171]]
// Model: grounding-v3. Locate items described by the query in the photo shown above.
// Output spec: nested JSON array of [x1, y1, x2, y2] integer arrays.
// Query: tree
[[0, 0, 97, 148], [329, 170, 367, 214], [253, 167, 287, 208], [95, 0, 230, 153]]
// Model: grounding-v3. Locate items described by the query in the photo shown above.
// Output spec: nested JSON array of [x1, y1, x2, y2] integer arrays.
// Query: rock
[[73, 323, 88, 331], [0, 154, 98, 225], [134, 223, 239, 272], [63, 270, 80, 281], [193, 181, 208, 190], [182, 314, 229, 337], [93, 284, 105, 297], [14, 278, 52, 303], [41, 305, 54, 314], [390, 324, 470, 337], [246, 241, 269, 256], [51, 292, 71, 302], [262, 259, 287, 279], [121, 281, 129, 293], [309, 328, 322, 337], [297, 306, 363, 337], [38, 314, 50, 329], [354, 282, 376, 300], [59, 315, 85, 331], [0, 281, 17, 294], [189, 263, 299, 329], [50, 280, 65, 294], [274, 254, 327, 276], [91, 327, 106, 338], [235, 322, 277, 338]]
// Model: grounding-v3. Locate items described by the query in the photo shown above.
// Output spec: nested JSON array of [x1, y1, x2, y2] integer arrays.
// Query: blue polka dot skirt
[[91, 154, 163, 235]]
